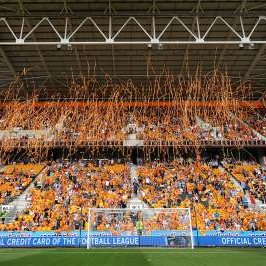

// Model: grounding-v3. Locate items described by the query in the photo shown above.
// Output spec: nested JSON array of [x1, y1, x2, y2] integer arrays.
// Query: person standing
[[136, 219, 143, 236]]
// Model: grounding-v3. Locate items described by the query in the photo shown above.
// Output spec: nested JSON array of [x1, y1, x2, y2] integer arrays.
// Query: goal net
[[87, 208, 194, 249]]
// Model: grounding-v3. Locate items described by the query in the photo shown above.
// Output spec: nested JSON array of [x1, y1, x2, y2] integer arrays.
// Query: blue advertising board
[[0, 236, 168, 248], [195, 236, 266, 247], [0, 231, 266, 248]]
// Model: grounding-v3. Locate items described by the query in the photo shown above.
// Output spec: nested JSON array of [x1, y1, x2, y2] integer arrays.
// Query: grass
[[0, 248, 265, 266]]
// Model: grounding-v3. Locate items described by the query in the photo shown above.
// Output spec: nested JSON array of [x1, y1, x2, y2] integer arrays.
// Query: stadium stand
[[1, 158, 265, 232], [0, 1, 266, 260], [244, 110, 266, 138], [1, 108, 265, 144], [0, 161, 131, 231], [138, 159, 266, 231], [224, 161, 266, 205], [0, 164, 44, 205]]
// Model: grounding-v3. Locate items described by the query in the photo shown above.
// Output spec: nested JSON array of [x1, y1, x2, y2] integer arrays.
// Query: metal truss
[[0, 15, 266, 46]]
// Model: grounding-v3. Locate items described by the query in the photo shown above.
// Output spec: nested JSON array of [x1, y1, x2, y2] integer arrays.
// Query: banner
[[0, 231, 266, 248], [2, 230, 266, 238], [195, 236, 266, 247], [0, 236, 83, 248], [0, 236, 168, 248]]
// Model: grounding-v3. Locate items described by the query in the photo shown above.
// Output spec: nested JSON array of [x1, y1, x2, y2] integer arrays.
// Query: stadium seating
[[0, 164, 44, 205], [0, 159, 265, 232], [224, 161, 266, 204], [1, 108, 264, 144], [244, 110, 266, 138], [0, 161, 131, 231], [137, 160, 266, 231]]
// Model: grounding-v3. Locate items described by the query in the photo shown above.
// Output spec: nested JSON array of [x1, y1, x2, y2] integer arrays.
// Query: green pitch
[[0, 248, 265, 266]]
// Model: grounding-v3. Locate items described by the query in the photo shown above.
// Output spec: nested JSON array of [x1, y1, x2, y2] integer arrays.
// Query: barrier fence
[[0, 139, 266, 148]]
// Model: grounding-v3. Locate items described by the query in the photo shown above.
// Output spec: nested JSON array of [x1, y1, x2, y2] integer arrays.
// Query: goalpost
[[87, 208, 194, 249]]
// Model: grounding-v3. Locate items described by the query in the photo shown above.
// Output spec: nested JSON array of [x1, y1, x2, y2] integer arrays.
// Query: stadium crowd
[[244, 111, 266, 138], [137, 159, 266, 231], [224, 160, 266, 204], [0, 158, 265, 232], [0, 108, 264, 144], [0, 160, 131, 231], [0, 164, 44, 205], [73, 111, 263, 143]]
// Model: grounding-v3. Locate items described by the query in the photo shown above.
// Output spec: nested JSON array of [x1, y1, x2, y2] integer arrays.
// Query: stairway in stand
[[127, 163, 149, 210], [4, 166, 47, 223]]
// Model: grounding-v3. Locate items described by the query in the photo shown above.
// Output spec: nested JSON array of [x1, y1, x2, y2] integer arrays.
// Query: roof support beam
[[182, 0, 202, 72], [106, 0, 116, 76], [18, 0, 53, 82], [217, 0, 248, 67], [61, 0, 82, 74], [65, 18, 83, 75], [0, 15, 265, 46]]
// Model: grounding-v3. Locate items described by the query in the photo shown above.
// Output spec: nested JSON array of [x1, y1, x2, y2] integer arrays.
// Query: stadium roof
[[0, 0, 266, 98]]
